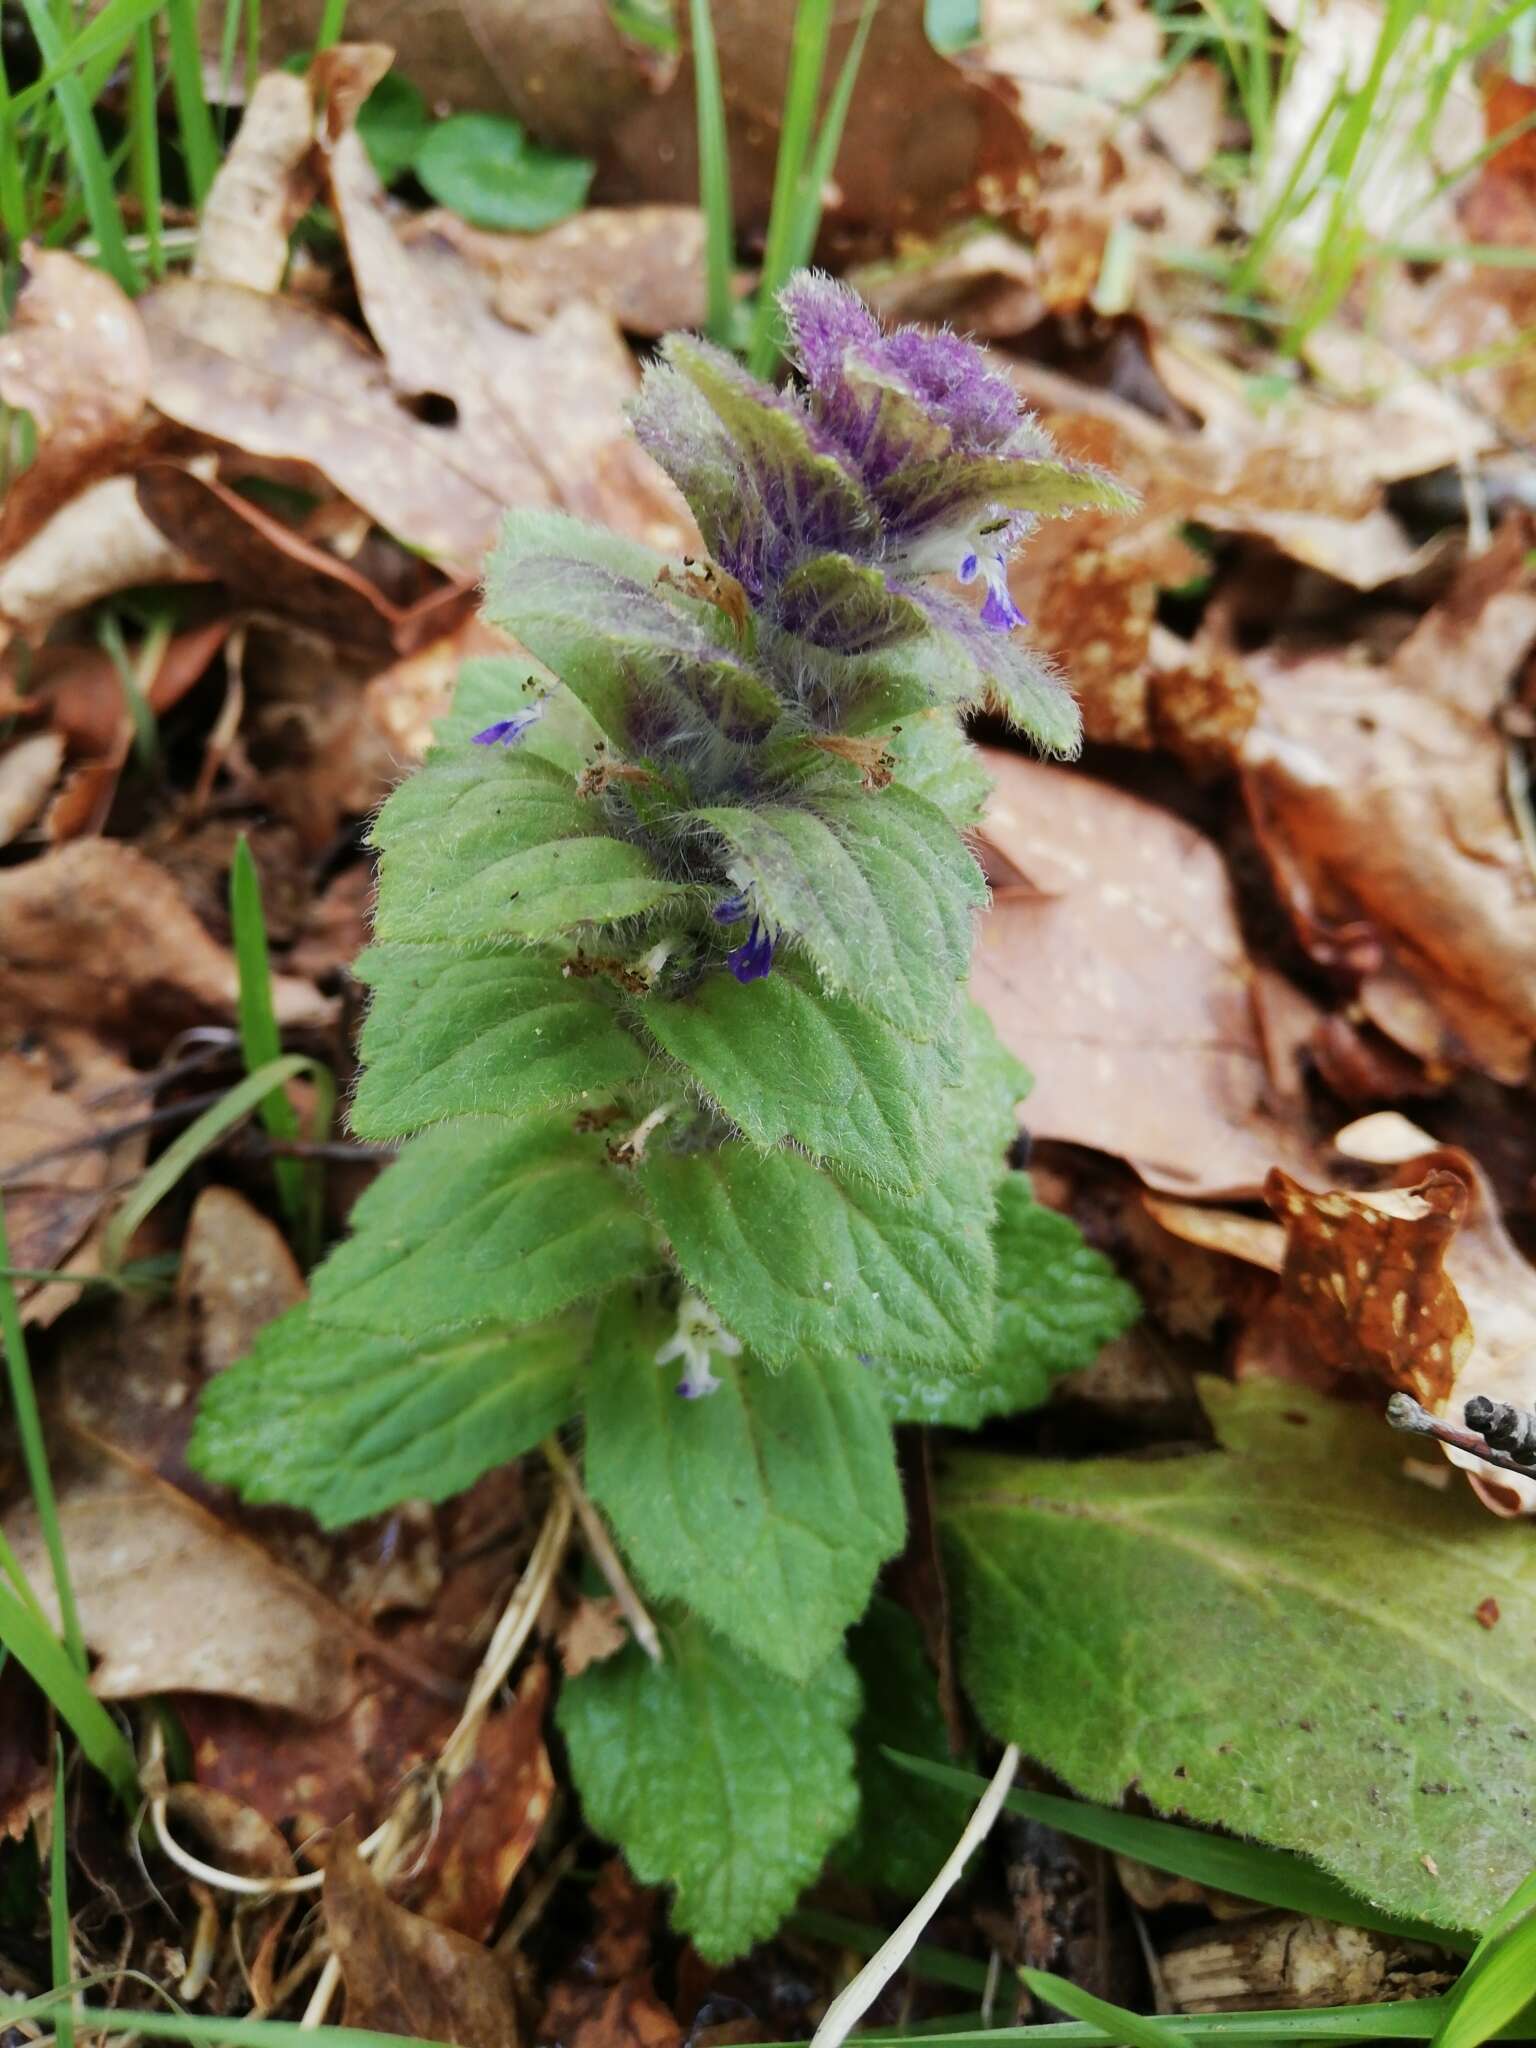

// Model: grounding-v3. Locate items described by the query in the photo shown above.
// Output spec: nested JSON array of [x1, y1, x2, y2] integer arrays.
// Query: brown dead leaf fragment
[[1263, 1168, 1473, 1409], [421, 205, 708, 337], [972, 750, 1292, 1197], [413, 1661, 555, 1941], [1242, 519, 1536, 1082], [0, 247, 151, 554], [0, 1046, 106, 1284], [540, 1860, 682, 2048], [557, 1596, 629, 1678], [178, 1186, 306, 1375], [1477, 1598, 1501, 1629], [0, 732, 66, 847], [0, 473, 204, 638], [2, 1431, 360, 1714], [0, 839, 331, 1052], [326, 1819, 522, 2048]]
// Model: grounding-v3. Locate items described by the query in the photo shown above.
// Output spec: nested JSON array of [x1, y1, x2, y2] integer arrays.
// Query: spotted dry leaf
[[1263, 1168, 1473, 1409]]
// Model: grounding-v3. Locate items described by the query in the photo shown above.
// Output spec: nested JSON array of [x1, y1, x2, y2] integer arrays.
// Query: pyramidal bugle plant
[[191, 273, 1141, 1959]]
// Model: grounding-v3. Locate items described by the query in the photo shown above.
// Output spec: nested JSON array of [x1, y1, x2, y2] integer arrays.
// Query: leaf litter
[[7, 5, 1536, 2043]]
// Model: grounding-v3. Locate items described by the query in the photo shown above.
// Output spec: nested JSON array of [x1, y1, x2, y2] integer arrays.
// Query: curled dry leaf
[[0, 839, 332, 1053], [0, 474, 203, 638], [0, 247, 151, 554], [1263, 1168, 1472, 1411], [135, 463, 415, 654], [193, 67, 318, 292], [1241, 519, 1536, 1082], [325, 1818, 523, 2048], [972, 749, 1295, 1197], [540, 1860, 682, 2048], [2, 1432, 360, 1714], [411, 1659, 555, 1940], [557, 1596, 630, 1678]]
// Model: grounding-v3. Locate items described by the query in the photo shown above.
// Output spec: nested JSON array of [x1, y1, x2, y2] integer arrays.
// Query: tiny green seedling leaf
[[414, 112, 594, 231]]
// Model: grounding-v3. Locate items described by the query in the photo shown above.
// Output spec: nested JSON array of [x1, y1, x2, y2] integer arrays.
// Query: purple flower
[[959, 547, 1028, 633], [726, 917, 776, 984], [472, 704, 543, 747], [711, 892, 749, 924]]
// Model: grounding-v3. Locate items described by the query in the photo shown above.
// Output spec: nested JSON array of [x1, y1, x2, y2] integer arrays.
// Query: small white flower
[[655, 1293, 742, 1400]]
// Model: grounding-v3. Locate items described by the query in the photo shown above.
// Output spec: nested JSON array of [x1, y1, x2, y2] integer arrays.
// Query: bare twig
[[1386, 1391, 1536, 1478]]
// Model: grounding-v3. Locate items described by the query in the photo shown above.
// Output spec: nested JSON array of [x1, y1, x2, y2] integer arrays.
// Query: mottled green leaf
[[309, 1117, 657, 1332], [873, 1174, 1138, 1426], [558, 1614, 860, 1960], [884, 708, 993, 827], [699, 785, 984, 1039], [638, 957, 952, 1188], [432, 654, 601, 775], [779, 551, 929, 654], [941, 1376, 1536, 1932], [585, 1296, 903, 1680], [371, 748, 687, 945], [887, 451, 1138, 531], [189, 1304, 587, 1526], [352, 945, 645, 1139], [837, 1598, 971, 1896]]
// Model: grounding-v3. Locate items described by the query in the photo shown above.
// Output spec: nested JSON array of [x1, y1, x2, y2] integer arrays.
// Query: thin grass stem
[[688, 0, 737, 347], [748, 0, 836, 375], [165, 0, 219, 208]]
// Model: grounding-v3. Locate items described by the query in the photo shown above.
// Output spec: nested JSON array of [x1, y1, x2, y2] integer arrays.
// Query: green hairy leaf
[[557, 1613, 861, 1960], [941, 1376, 1536, 1931], [372, 749, 687, 946], [638, 956, 953, 1188], [190, 1306, 586, 1527], [309, 1118, 657, 1332], [586, 1296, 903, 1680], [352, 946, 645, 1139], [873, 1175, 1140, 1426]]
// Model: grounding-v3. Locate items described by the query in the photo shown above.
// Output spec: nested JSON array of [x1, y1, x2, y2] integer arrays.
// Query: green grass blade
[[883, 1752, 1469, 1952], [128, 22, 163, 278], [1023, 1970, 1193, 2048], [0, 1583, 138, 1805], [316, 0, 349, 49], [50, 1744, 74, 2048], [783, 0, 878, 279], [842, 2002, 1536, 2044], [16, 0, 138, 292], [8, 0, 164, 120], [0, 34, 29, 244], [164, 0, 219, 208], [101, 1055, 311, 1272], [1431, 1866, 1536, 2048], [688, 0, 737, 347], [748, 0, 836, 374], [0, 1523, 49, 1622], [229, 837, 315, 1256], [2, 2000, 456, 2048], [0, 1194, 86, 1676], [96, 612, 161, 775]]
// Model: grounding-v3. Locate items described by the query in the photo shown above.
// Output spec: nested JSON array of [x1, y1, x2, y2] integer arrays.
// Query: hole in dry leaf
[[402, 392, 460, 429]]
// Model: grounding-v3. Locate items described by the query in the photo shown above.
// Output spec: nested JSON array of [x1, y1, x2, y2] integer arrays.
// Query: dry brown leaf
[[557, 1595, 629, 1678], [0, 247, 151, 555], [0, 732, 65, 847], [194, 67, 318, 291], [972, 749, 1291, 1197], [1263, 1167, 1473, 1410], [1241, 519, 1536, 1082], [0, 1046, 107, 1282], [0, 474, 204, 636], [412, 1661, 555, 1941], [851, 225, 1046, 337], [3, 1432, 361, 1713], [419, 205, 708, 337], [177, 1186, 306, 1375], [141, 278, 507, 571], [135, 463, 414, 652], [0, 839, 332, 1052], [326, 1819, 522, 2048], [540, 1861, 681, 2048]]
